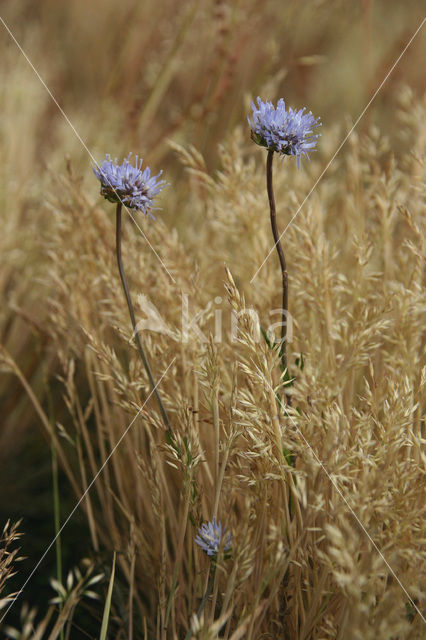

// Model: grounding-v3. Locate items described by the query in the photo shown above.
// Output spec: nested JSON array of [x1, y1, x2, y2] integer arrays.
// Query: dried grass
[[0, 0, 425, 638]]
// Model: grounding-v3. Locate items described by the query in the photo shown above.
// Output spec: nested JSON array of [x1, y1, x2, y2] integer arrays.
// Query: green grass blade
[[99, 552, 116, 640]]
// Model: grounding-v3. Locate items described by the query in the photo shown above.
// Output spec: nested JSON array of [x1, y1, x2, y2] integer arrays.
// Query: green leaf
[[295, 353, 305, 371], [260, 326, 273, 349], [100, 552, 116, 640], [282, 446, 294, 467]]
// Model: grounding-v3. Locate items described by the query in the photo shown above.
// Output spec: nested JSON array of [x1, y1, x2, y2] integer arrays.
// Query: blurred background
[[0, 0, 425, 636]]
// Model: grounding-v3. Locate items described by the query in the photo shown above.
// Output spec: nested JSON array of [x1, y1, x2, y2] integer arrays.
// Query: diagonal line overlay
[[0, 16, 176, 285], [250, 14, 426, 622], [261, 373, 426, 624], [250, 17, 425, 284], [2, 5, 424, 629], [0, 358, 176, 625], [0, 12, 178, 625]]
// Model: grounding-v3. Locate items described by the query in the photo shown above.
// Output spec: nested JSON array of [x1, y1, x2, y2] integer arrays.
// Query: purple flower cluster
[[249, 97, 321, 168], [195, 518, 231, 557], [93, 154, 166, 216]]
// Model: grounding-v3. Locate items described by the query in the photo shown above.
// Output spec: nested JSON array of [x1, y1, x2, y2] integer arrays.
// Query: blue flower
[[195, 518, 231, 557], [248, 97, 321, 168], [93, 154, 166, 216]]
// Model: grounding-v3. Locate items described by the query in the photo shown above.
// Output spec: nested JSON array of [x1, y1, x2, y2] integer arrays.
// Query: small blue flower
[[195, 518, 231, 557], [93, 154, 166, 216], [248, 97, 321, 168]]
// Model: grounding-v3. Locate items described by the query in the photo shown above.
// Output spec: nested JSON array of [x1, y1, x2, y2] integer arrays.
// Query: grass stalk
[[51, 444, 64, 640]]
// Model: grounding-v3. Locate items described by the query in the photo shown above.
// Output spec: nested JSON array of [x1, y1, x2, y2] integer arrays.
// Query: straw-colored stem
[[212, 391, 220, 485], [164, 493, 191, 631]]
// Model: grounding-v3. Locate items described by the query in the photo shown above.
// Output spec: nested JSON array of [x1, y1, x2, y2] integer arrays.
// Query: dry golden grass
[[0, 1, 425, 638]]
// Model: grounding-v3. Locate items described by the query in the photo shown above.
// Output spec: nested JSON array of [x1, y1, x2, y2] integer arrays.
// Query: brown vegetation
[[0, 1, 425, 638]]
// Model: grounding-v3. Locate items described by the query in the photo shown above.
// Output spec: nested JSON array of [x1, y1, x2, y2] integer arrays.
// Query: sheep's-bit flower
[[249, 97, 321, 167], [195, 518, 231, 557], [93, 154, 166, 216]]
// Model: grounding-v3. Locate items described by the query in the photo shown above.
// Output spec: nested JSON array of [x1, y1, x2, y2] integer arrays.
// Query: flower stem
[[184, 563, 216, 640], [115, 203, 172, 435], [266, 150, 290, 396]]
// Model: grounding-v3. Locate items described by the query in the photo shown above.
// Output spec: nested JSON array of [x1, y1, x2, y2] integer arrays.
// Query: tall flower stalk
[[94, 154, 172, 436], [185, 518, 231, 639], [266, 149, 288, 373], [249, 97, 321, 396]]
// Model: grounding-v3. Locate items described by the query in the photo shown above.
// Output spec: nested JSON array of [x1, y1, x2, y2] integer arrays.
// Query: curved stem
[[266, 150, 288, 378], [115, 203, 172, 435]]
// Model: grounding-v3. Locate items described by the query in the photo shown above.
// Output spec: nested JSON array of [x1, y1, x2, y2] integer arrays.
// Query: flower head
[[93, 154, 166, 216], [195, 518, 231, 557], [249, 97, 321, 168]]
